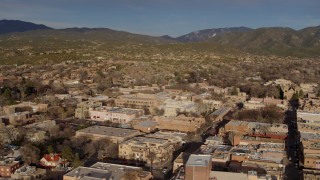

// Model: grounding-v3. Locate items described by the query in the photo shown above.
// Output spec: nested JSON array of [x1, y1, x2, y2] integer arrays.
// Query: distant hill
[[176, 27, 252, 42], [209, 26, 320, 56], [161, 35, 176, 41], [0, 20, 52, 35], [1, 20, 320, 62]]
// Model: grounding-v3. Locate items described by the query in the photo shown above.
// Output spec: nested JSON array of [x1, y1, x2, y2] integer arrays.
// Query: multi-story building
[[75, 126, 141, 144], [115, 93, 163, 110], [119, 137, 173, 164], [185, 154, 212, 180], [154, 115, 205, 132], [0, 160, 20, 177], [89, 106, 144, 124], [63, 162, 152, 180]]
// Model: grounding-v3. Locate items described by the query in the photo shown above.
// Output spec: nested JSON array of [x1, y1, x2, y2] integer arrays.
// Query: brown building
[[0, 160, 20, 177], [185, 154, 212, 180], [154, 115, 205, 132]]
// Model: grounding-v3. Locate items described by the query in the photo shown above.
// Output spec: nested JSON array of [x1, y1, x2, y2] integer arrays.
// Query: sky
[[1, 0, 320, 37]]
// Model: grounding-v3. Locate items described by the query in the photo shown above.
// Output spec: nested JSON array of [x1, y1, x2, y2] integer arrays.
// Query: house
[[39, 154, 69, 169]]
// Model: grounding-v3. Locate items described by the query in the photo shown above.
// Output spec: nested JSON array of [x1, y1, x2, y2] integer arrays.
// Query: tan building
[[75, 126, 141, 144], [63, 162, 152, 180], [115, 93, 163, 110], [185, 154, 212, 180], [154, 115, 205, 132], [119, 136, 173, 164]]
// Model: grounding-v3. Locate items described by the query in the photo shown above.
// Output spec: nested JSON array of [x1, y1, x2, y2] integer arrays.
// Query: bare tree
[[147, 150, 157, 175], [21, 144, 40, 165]]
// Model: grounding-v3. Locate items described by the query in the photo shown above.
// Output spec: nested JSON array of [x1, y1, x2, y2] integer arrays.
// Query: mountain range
[[1, 19, 320, 57], [0, 20, 52, 35]]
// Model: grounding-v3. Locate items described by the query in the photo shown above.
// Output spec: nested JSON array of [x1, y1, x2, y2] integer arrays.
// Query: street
[[284, 102, 302, 180]]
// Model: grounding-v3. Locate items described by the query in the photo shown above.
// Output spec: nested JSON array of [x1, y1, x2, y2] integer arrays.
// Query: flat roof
[[210, 171, 248, 180], [124, 136, 169, 145], [186, 154, 212, 167], [210, 107, 231, 116], [65, 162, 144, 180], [136, 120, 158, 127], [301, 132, 320, 140], [77, 126, 140, 137]]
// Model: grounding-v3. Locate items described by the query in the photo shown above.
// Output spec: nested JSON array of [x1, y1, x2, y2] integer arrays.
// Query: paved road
[[284, 102, 302, 180]]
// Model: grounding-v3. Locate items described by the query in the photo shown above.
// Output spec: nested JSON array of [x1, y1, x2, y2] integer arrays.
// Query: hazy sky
[[1, 0, 320, 37]]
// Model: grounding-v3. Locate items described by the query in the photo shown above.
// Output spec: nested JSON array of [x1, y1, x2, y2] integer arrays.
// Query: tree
[[291, 92, 299, 101], [21, 144, 40, 165], [230, 87, 239, 96], [143, 106, 150, 115], [147, 150, 156, 175], [227, 132, 235, 146], [299, 89, 304, 98], [0, 143, 6, 160], [61, 146, 74, 162], [2, 88, 11, 100], [71, 153, 83, 168], [122, 170, 141, 180], [103, 143, 119, 159], [279, 87, 284, 100], [47, 145, 54, 154]]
